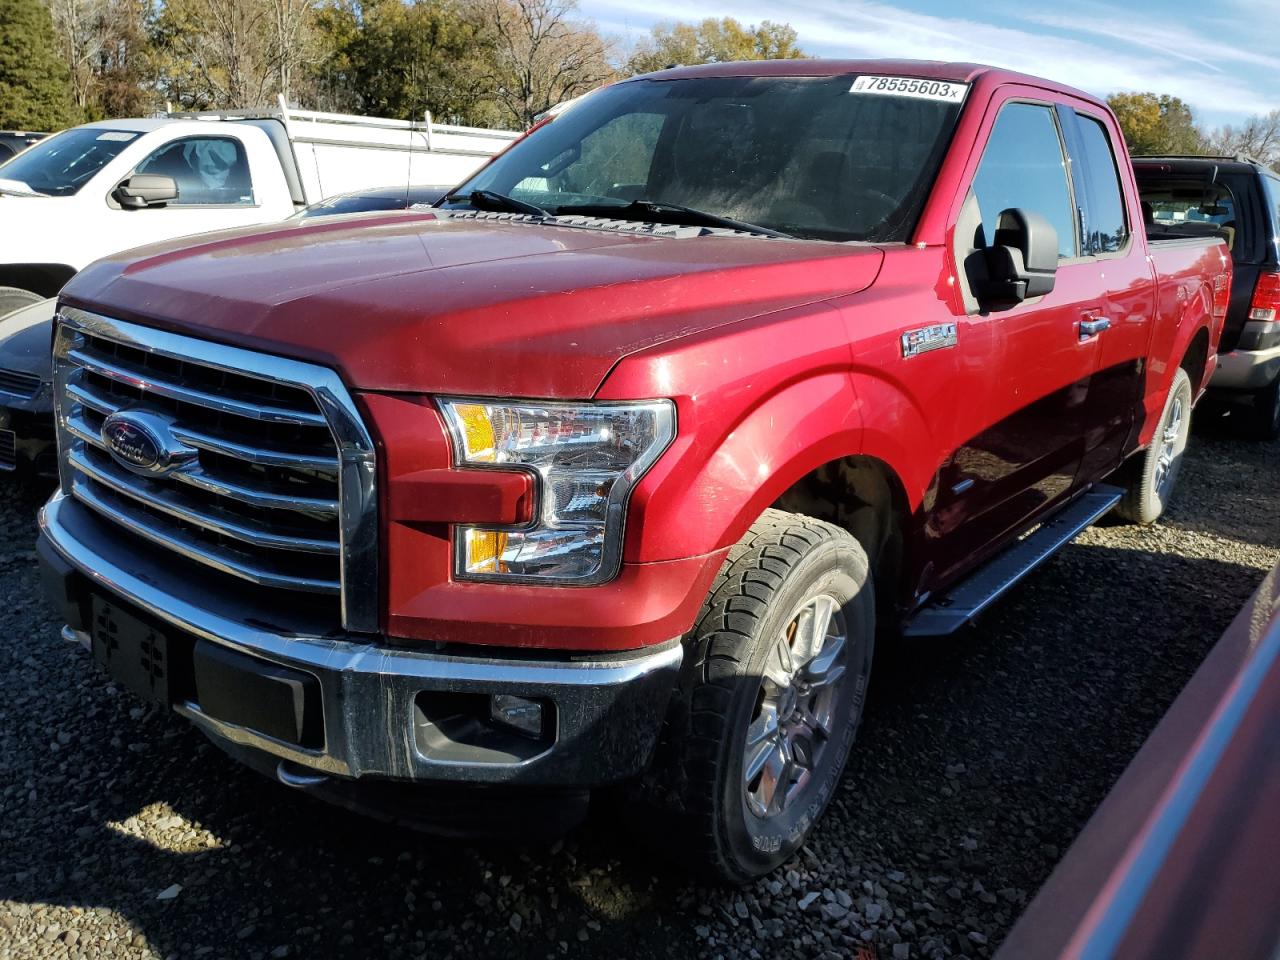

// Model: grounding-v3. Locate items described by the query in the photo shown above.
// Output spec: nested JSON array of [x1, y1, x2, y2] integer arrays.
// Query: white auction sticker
[[850, 76, 968, 103], [96, 131, 139, 142]]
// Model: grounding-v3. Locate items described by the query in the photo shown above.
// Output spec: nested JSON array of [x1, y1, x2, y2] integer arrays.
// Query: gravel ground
[[1, 426, 1276, 960]]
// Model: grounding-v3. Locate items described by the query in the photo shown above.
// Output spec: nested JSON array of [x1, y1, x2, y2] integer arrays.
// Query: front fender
[[623, 371, 864, 562], [615, 366, 936, 563]]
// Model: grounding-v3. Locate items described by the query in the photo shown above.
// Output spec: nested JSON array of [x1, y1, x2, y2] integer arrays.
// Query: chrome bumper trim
[[41, 490, 681, 785]]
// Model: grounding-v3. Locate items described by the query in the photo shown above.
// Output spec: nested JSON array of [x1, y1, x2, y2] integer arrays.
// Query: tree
[[47, 0, 105, 115], [0, 0, 78, 128], [1209, 110, 1280, 170], [153, 0, 320, 109], [1107, 92, 1208, 156], [48, 0, 156, 119], [312, 0, 503, 124], [626, 17, 806, 75], [482, 0, 613, 127], [93, 0, 158, 117]]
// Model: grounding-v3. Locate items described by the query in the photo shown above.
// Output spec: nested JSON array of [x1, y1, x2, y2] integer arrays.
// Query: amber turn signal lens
[[451, 402, 498, 463], [463, 529, 508, 574]]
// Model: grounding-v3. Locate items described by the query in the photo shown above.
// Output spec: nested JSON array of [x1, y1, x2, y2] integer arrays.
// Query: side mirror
[[976, 208, 1058, 310], [115, 174, 179, 209]]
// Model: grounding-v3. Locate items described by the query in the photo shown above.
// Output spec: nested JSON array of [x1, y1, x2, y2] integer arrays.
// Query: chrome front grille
[[52, 307, 378, 633]]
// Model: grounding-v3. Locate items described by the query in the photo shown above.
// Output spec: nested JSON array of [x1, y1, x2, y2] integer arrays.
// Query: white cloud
[[584, 0, 1279, 122], [1017, 6, 1280, 76]]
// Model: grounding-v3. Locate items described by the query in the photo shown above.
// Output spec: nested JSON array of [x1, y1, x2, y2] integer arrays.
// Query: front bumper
[[39, 490, 681, 788]]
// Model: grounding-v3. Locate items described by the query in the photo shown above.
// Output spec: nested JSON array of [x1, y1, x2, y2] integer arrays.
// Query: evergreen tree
[[0, 0, 77, 128]]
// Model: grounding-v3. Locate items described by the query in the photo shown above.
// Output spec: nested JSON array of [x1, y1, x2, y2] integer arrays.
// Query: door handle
[[1079, 316, 1112, 341]]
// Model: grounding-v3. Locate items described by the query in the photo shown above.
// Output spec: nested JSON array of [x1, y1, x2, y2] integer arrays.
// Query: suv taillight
[[1250, 270, 1280, 323]]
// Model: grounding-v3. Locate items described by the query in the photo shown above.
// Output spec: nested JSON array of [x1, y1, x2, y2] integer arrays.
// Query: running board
[[903, 484, 1124, 637]]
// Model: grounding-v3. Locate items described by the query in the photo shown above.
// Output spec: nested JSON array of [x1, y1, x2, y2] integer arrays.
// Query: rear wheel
[[652, 509, 874, 884], [0, 286, 44, 318], [1248, 375, 1280, 441], [1116, 367, 1193, 525]]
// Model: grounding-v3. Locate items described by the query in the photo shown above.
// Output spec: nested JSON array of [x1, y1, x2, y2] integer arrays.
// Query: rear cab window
[[1072, 114, 1129, 255]]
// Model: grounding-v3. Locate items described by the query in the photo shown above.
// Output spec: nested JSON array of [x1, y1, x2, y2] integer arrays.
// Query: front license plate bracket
[[90, 597, 171, 706]]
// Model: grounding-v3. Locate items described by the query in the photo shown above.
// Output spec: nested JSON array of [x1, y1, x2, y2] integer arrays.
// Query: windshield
[[0, 127, 140, 196], [446, 75, 966, 242]]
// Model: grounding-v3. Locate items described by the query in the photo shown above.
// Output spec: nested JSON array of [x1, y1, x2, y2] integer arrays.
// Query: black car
[[290, 184, 451, 219], [0, 131, 48, 163], [0, 183, 453, 477], [1134, 155, 1280, 438], [0, 298, 57, 475]]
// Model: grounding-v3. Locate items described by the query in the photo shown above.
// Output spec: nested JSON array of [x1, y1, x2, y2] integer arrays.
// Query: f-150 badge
[[901, 322, 957, 358]]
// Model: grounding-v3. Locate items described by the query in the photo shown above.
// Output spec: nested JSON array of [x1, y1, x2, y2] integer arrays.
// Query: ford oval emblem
[[100, 410, 195, 477]]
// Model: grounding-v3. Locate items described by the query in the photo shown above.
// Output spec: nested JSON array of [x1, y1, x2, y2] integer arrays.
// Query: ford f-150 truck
[[37, 60, 1230, 883]]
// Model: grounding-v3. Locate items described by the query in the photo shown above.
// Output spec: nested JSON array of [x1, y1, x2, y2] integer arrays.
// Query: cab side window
[[971, 103, 1077, 259], [1076, 115, 1128, 254], [135, 137, 254, 206]]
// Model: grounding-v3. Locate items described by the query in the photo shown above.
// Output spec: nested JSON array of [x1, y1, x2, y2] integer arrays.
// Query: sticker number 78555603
[[850, 75, 968, 103]]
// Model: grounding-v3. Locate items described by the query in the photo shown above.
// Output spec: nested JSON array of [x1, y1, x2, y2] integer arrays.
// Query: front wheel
[[653, 509, 874, 884], [1116, 367, 1193, 525]]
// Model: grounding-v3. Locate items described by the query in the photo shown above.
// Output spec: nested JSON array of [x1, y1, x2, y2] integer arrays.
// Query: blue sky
[[579, 0, 1280, 128]]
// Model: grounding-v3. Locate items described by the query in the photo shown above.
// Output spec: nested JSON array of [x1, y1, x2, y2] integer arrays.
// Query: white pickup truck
[[0, 98, 519, 308]]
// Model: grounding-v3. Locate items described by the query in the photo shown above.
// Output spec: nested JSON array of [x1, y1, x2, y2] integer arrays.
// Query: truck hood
[[62, 212, 884, 397]]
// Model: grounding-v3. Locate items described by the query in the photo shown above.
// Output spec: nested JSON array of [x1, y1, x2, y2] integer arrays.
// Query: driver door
[[105, 134, 263, 254], [927, 97, 1106, 587]]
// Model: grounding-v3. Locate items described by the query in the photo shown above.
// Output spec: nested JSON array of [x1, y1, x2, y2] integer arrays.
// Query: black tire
[[0, 286, 44, 318], [1248, 375, 1280, 442], [652, 508, 874, 884], [1116, 367, 1193, 525]]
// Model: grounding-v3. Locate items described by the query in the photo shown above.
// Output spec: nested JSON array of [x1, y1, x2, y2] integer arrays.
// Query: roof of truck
[[1134, 155, 1272, 175], [634, 59, 1099, 103], [75, 118, 180, 133], [74, 117, 270, 135]]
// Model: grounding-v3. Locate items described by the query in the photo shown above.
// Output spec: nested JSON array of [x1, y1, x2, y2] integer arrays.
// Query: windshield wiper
[[446, 189, 550, 219], [554, 199, 793, 239]]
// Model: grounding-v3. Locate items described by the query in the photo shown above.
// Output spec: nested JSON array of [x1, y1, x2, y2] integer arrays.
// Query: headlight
[[439, 398, 676, 584]]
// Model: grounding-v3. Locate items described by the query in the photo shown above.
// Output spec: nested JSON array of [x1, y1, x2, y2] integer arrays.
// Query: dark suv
[[1134, 156, 1280, 438]]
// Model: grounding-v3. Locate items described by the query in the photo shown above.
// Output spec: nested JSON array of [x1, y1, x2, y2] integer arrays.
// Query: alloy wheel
[[1153, 394, 1185, 499], [743, 594, 848, 819]]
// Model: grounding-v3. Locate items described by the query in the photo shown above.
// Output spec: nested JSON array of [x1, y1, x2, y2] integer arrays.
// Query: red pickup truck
[[38, 60, 1229, 882]]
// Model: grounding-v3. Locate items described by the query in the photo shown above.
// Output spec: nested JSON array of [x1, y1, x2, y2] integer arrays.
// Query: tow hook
[[276, 759, 330, 790]]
